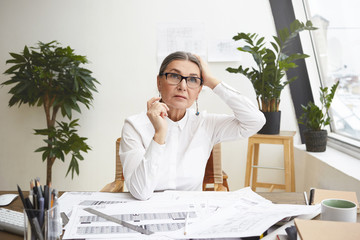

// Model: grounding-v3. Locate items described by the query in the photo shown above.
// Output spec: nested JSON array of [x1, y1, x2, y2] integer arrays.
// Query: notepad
[[295, 218, 360, 240]]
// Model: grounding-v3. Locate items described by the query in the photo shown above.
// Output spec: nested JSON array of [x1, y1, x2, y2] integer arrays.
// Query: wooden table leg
[[244, 139, 254, 187], [283, 139, 291, 192], [251, 143, 260, 191]]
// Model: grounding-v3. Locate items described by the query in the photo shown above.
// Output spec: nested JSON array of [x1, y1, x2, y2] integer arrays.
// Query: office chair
[[101, 138, 229, 192]]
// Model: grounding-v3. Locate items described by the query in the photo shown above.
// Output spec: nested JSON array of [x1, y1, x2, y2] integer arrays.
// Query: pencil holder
[[23, 205, 62, 240]]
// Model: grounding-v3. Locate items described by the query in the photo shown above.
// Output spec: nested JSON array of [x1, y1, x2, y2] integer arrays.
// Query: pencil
[[304, 191, 309, 205], [184, 212, 189, 235]]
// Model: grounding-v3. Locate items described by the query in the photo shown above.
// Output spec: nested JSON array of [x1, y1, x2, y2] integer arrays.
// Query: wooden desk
[[1, 191, 358, 239], [0, 190, 306, 239], [0, 190, 65, 240], [0, 191, 25, 240]]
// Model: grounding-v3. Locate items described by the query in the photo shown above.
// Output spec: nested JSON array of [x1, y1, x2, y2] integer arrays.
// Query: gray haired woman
[[120, 51, 265, 200]]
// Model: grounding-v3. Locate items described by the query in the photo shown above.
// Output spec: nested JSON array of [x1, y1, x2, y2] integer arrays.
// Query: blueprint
[[60, 187, 320, 239]]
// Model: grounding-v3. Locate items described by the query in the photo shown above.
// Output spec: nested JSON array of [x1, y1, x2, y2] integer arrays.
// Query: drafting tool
[[83, 207, 154, 235]]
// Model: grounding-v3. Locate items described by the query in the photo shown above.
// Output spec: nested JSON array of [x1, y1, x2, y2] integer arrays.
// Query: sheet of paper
[[62, 201, 203, 239], [157, 21, 206, 64], [58, 191, 137, 216], [61, 188, 320, 239], [207, 39, 242, 62], [174, 203, 319, 239]]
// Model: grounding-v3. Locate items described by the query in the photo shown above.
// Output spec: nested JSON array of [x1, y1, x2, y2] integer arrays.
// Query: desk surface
[[0, 190, 306, 240], [0, 191, 27, 240], [3, 190, 357, 239]]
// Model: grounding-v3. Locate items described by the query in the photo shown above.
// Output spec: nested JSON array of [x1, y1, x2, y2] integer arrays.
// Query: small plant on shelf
[[298, 81, 339, 152]]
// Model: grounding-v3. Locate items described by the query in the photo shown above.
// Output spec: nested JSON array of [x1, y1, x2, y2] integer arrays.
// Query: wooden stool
[[244, 131, 296, 192]]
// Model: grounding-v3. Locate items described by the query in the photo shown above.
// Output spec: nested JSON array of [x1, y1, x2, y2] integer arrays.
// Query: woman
[[120, 51, 265, 200]]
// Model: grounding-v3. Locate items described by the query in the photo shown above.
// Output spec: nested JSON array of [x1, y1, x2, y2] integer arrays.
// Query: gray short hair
[[158, 51, 202, 77]]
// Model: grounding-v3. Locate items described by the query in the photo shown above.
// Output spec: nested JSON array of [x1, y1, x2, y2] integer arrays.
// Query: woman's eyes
[[169, 73, 181, 79], [167, 73, 199, 83], [188, 77, 198, 83]]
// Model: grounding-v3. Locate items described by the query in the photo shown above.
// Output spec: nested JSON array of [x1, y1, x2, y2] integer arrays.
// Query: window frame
[[269, 0, 360, 160], [301, 0, 360, 159]]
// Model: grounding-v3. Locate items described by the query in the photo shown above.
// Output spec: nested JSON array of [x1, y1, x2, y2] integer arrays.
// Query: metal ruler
[[83, 207, 154, 235]]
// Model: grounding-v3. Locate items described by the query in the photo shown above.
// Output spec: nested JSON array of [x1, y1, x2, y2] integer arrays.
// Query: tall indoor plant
[[2, 41, 99, 185], [227, 19, 316, 134], [298, 81, 339, 152]]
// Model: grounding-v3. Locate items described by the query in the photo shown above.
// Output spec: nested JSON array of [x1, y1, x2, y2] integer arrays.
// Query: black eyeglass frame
[[161, 72, 203, 88]]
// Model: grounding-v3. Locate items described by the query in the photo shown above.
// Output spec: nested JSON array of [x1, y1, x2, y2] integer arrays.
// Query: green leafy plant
[[299, 81, 339, 131], [2, 41, 99, 185], [227, 19, 316, 112]]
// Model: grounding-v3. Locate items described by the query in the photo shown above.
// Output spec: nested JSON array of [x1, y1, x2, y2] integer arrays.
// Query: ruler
[[83, 207, 154, 235]]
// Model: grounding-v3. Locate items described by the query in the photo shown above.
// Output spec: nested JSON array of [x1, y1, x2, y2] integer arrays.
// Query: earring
[[196, 100, 199, 116]]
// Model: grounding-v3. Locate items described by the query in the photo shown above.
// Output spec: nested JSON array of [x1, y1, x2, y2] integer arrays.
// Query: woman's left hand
[[195, 55, 221, 89]]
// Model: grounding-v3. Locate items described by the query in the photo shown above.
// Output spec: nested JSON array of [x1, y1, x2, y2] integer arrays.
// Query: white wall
[[294, 145, 360, 198], [0, 0, 305, 192]]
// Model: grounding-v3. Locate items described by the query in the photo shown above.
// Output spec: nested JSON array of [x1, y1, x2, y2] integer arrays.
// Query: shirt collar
[[167, 109, 189, 130]]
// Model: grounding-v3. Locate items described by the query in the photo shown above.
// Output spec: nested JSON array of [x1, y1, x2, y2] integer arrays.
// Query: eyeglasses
[[162, 72, 203, 89]]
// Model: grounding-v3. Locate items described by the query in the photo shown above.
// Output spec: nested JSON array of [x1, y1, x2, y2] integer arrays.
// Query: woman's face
[[157, 60, 202, 112]]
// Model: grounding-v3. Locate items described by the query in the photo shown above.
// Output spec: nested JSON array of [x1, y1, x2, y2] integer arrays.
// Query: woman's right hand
[[146, 97, 169, 144], [195, 54, 220, 89]]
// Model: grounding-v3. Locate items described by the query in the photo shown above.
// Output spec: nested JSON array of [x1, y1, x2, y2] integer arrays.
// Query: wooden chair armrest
[[100, 180, 124, 193], [214, 183, 228, 191]]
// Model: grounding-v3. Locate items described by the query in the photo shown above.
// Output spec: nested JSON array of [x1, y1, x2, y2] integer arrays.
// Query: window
[[304, 0, 360, 158]]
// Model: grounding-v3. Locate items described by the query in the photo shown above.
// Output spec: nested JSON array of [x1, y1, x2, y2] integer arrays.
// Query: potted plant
[[298, 81, 339, 152], [227, 19, 316, 134], [2, 41, 99, 185]]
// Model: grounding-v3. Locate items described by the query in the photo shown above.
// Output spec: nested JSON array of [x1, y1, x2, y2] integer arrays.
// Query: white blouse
[[119, 82, 265, 200]]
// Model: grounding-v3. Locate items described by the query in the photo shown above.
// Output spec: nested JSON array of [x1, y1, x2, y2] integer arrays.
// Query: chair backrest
[[204, 143, 223, 184], [102, 137, 227, 192], [115, 138, 125, 182]]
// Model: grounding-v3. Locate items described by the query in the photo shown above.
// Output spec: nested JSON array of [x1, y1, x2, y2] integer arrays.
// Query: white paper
[[60, 188, 320, 239], [58, 191, 137, 216], [207, 39, 242, 62], [63, 201, 203, 239], [157, 22, 206, 64], [177, 203, 319, 239]]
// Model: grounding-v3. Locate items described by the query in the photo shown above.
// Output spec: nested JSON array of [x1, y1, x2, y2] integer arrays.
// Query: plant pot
[[304, 129, 328, 152], [258, 111, 281, 135]]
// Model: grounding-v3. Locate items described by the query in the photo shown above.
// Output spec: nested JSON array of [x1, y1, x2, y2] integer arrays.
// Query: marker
[[309, 188, 315, 205]]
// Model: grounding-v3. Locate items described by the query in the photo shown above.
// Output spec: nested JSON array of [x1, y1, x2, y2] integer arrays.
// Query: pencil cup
[[24, 205, 62, 240], [321, 199, 357, 222]]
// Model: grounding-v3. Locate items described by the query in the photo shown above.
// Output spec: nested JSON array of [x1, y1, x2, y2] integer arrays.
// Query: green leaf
[[23, 46, 30, 58], [35, 146, 49, 152], [42, 151, 49, 161], [270, 42, 279, 53], [63, 103, 72, 119], [9, 52, 26, 61], [4, 64, 22, 74], [256, 37, 265, 46]]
